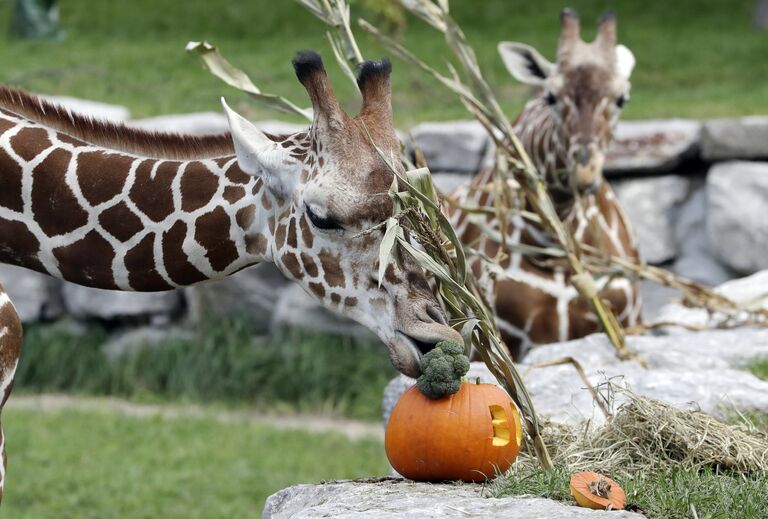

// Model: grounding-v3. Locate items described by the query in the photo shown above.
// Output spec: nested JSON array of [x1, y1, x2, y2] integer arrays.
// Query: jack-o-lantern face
[[385, 383, 522, 482]]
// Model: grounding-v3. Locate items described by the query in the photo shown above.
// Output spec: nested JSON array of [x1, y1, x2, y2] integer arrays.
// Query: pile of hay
[[514, 385, 768, 476]]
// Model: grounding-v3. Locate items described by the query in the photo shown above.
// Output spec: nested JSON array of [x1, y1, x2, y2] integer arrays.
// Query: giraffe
[[0, 50, 461, 501], [449, 9, 642, 359]]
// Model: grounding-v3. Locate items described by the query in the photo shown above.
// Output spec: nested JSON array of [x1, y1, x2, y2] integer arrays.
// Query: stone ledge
[[263, 478, 640, 518]]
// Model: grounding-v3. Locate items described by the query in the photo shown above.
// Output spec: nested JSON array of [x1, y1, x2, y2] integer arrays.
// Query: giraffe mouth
[[399, 332, 437, 356]]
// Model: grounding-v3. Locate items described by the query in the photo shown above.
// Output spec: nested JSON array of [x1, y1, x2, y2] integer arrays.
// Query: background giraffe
[[0, 50, 461, 502], [449, 10, 642, 359]]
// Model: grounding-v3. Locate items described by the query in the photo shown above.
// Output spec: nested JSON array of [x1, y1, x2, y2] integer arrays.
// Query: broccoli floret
[[416, 340, 470, 399]]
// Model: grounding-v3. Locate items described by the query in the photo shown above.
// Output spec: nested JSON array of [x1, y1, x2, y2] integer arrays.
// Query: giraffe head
[[222, 51, 461, 377], [498, 9, 636, 193]]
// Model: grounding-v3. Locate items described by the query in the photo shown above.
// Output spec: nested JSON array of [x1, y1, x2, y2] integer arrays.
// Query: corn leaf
[[378, 217, 401, 287], [185, 41, 312, 121]]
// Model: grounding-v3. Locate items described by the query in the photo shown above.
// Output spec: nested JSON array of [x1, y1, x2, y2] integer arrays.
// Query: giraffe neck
[[510, 98, 576, 213], [0, 109, 281, 291]]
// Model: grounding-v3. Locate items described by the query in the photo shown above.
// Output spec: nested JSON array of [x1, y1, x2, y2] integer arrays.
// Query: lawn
[[2, 405, 388, 518], [0, 0, 763, 127], [13, 320, 396, 421]]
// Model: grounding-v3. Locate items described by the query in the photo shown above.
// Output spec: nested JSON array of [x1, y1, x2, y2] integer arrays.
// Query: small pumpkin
[[570, 472, 626, 510], [385, 382, 522, 482]]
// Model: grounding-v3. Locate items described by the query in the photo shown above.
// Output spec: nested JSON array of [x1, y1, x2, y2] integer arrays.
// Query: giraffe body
[[0, 51, 460, 503], [0, 284, 21, 502], [450, 10, 642, 358]]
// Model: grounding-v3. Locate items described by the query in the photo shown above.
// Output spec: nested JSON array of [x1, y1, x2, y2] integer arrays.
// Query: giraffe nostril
[[425, 304, 447, 325]]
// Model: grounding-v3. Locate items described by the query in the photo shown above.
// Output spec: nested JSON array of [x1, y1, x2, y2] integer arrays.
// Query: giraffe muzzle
[[570, 144, 604, 193]]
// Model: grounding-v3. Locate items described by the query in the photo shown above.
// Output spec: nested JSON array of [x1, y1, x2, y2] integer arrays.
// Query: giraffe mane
[[0, 86, 278, 160]]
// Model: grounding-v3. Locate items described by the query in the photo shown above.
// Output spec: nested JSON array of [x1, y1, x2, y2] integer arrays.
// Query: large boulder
[[671, 186, 735, 286], [657, 269, 768, 328], [61, 283, 182, 324], [431, 172, 472, 194], [706, 161, 768, 274], [605, 119, 701, 174], [40, 95, 131, 122], [612, 175, 691, 264], [103, 325, 194, 360], [185, 263, 290, 333], [407, 120, 491, 174], [264, 479, 639, 519], [0, 264, 61, 322], [128, 112, 228, 134], [383, 328, 768, 427], [271, 284, 373, 338], [701, 116, 768, 160], [253, 120, 308, 136]]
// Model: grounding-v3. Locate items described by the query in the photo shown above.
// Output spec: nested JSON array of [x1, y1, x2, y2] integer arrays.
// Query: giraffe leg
[[0, 285, 22, 506]]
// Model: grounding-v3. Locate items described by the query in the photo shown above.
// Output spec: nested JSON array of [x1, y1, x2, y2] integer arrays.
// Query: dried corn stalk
[[361, 0, 638, 364]]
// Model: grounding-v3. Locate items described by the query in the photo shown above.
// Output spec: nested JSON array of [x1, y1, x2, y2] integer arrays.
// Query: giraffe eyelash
[[305, 203, 344, 232]]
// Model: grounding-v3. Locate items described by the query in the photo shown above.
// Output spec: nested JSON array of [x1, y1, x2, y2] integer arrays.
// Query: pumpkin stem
[[588, 478, 612, 498], [475, 377, 481, 385]]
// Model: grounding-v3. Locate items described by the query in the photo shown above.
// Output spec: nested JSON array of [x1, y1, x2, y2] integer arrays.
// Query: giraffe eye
[[305, 204, 343, 231], [616, 94, 628, 108], [544, 91, 557, 106]]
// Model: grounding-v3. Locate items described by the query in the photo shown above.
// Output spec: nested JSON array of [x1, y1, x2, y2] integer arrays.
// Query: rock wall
[[1, 95, 766, 345]]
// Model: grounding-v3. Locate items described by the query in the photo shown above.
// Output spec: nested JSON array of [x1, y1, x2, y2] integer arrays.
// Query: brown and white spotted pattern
[[0, 51, 460, 504], [449, 10, 642, 358], [0, 284, 21, 502]]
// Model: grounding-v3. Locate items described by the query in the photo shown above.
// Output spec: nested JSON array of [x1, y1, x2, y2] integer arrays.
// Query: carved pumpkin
[[385, 382, 522, 482]]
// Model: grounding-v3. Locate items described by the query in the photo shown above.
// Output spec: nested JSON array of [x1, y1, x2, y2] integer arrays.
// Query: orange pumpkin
[[385, 382, 522, 482], [570, 472, 626, 510]]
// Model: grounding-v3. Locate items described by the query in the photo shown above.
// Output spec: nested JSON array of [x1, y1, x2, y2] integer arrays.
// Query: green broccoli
[[416, 340, 470, 399]]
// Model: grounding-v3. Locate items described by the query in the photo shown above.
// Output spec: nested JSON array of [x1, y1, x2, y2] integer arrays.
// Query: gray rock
[[253, 120, 308, 136], [384, 329, 768, 427], [40, 95, 130, 122], [0, 264, 61, 322], [61, 283, 182, 323], [612, 175, 691, 264], [103, 326, 194, 360], [702, 116, 768, 160], [638, 280, 681, 322], [128, 112, 229, 134], [407, 120, 491, 174], [263, 479, 639, 519], [671, 186, 735, 286], [431, 172, 472, 194], [606, 119, 701, 174], [271, 284, 373, 338], [186, 263, 290, 333], [707, 161, 768, 274], [657, 269, 768, 328]]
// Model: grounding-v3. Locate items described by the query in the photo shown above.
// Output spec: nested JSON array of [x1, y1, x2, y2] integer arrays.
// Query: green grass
[[14, 319, 396, 420], [494, 465, 768, 519], [2, 406, 387, 518], [0, 0, 763, 127], [748, 357, 768, 381]]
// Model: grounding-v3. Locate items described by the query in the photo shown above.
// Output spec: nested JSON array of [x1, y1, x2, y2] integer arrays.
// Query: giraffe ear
[[615, 44, 635, 80], [222, 98, 297, 197], [498, 42, 555, 86]]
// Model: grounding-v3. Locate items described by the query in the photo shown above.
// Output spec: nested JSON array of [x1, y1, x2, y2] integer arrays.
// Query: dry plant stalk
[[361, 1, 639, 366], [298, 0, 555, 469], [187, 0, 555, 469], [185, 41, 312, 121]]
